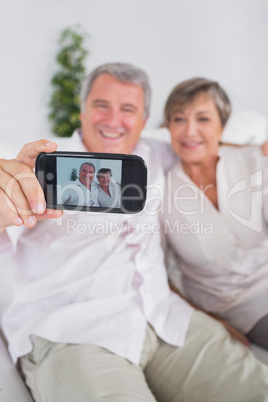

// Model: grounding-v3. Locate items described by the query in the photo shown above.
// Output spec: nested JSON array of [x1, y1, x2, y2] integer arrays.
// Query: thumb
[[16, 139, 57, 169]]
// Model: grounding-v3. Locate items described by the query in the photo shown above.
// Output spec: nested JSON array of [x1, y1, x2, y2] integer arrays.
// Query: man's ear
[[142, 115, 149, 130]]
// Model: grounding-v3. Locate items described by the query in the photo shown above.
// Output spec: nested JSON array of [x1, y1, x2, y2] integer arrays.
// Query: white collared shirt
[[162, 145, 268, 334], [0, 132, 193, 364], [60, 178, 99, 206], [97, 181, 121, 208]]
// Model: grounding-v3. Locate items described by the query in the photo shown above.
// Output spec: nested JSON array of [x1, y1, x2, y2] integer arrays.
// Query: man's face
[[80, 74, 147, 154], [79, 164, 95, 188]]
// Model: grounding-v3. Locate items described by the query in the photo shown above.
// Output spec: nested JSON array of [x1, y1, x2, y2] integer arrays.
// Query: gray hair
[[97, 168, 112, 180], [164, 77, 232, 128], [79, 162, 96, 173], [80, 63, 151, 119]]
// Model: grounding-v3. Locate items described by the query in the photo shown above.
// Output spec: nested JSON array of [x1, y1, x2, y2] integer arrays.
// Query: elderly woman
[[162, 78, 268, 350], [96, 168, 121, 208]]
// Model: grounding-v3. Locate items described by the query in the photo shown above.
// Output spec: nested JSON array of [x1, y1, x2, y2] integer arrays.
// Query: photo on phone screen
[[36, 151, 147, 214], [57, 157, 122, 209]]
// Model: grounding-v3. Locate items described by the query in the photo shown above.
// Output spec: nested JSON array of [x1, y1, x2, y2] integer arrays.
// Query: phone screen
[[36, 151, 147, 214], [56, 156, 123, 209]]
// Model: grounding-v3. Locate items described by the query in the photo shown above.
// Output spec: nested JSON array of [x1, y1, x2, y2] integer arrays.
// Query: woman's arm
[[169, 283, 250, 348]]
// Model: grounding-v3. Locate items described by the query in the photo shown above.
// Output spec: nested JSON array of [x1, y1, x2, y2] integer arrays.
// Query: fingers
[[16, 139, 57, 169], [15, 139, 57, 216], [0, 139, 58, 229], [0, 188, 23, 228], [220, 320, 250, 348], [36, 209, 63, 221], [0, 192, 36, 229], [0, 168, 63, 229], [209, 314, 251, 349], [227, 326, 250, 348], [0, 158, 45, 223], [230, 330, 251, 349]]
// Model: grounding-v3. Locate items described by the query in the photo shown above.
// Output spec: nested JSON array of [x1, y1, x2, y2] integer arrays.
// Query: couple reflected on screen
[[61, 163, 121, 208]]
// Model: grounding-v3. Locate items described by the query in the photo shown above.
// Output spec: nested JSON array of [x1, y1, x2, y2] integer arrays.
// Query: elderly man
[[60, 162, 99, 206], [0, 63, 267, 402]]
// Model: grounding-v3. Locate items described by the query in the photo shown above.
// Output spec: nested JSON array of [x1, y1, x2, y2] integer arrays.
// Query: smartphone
[[35, 151, 147, 214]]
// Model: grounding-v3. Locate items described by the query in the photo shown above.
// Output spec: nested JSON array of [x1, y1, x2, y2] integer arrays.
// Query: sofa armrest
[[0, 331, 33, 402]]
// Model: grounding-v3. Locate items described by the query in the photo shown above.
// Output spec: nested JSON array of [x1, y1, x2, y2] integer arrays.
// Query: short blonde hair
[[164, 77, 231, 128]]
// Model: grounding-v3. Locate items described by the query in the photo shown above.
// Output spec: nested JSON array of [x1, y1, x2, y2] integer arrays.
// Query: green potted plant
[[49, 26, 89, 137]]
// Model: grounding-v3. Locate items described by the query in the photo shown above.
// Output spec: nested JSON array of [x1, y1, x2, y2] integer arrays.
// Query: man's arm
[[221, 140, 268, 155], [0, 139, 62, 230]]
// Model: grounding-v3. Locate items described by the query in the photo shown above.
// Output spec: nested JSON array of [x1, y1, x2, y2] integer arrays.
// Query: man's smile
[[99, 130, 124, 139], [180, 141, 203, 149]]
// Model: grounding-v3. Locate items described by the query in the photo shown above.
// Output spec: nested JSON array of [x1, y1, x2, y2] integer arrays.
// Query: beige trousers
[[20, 311, 268, 402]]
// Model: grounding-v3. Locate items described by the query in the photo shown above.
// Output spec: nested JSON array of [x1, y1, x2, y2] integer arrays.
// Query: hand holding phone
[[35, 151, 147, 214], [0, 140, 62, 229]]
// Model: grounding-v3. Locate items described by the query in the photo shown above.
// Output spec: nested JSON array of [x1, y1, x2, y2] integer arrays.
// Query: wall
[[0, 0, 268, 141]]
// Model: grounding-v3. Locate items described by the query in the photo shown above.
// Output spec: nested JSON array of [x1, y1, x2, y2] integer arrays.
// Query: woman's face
[[98, 172, 111, 188], [168, 92, 224, 165]]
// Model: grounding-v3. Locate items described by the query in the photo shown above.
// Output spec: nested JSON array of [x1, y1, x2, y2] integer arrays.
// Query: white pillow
[[141, 127, 171, 143], [222, 110, 267, 145]]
